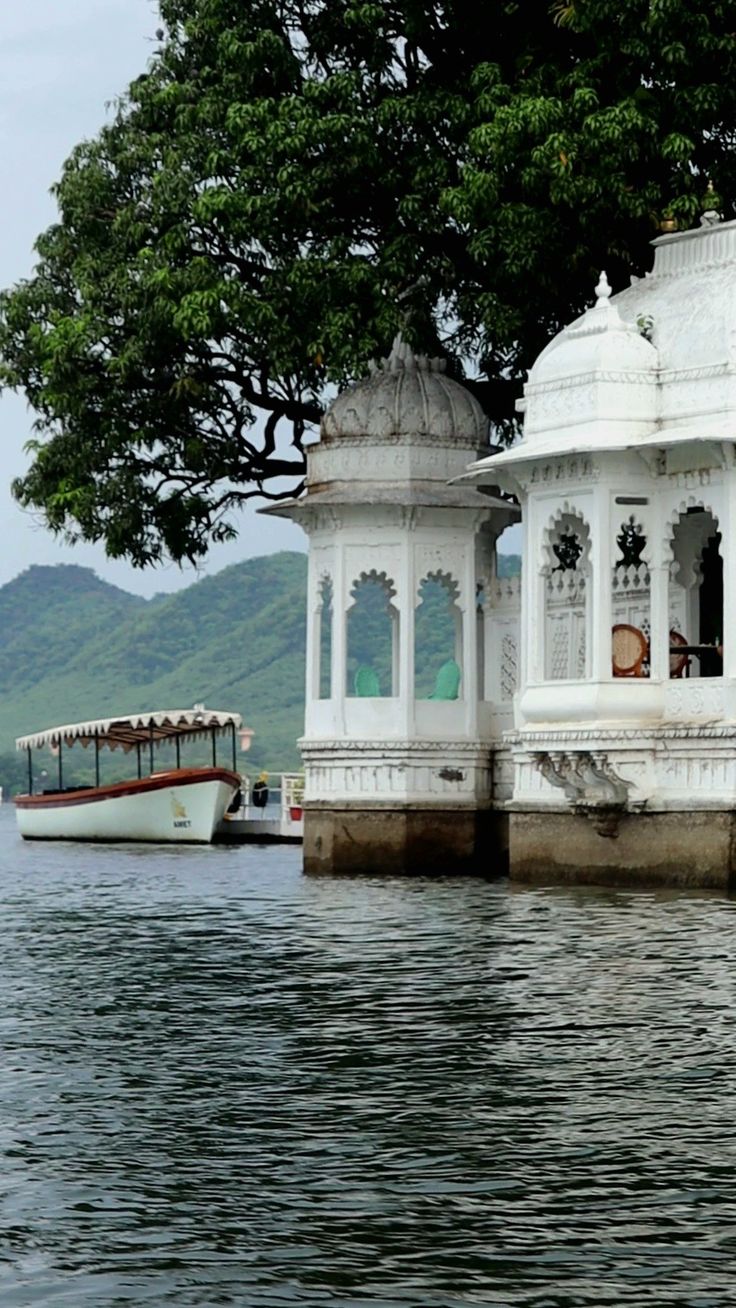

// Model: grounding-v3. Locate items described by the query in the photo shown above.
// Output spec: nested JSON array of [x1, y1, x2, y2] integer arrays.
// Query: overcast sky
[[0, 0, 304, 597]]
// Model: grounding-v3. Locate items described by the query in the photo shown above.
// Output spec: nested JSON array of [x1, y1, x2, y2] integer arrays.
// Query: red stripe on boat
[[14, 767, 240, 810]]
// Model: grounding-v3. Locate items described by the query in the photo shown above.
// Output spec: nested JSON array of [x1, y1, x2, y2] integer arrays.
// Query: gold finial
[[701, 177, 722, 208]]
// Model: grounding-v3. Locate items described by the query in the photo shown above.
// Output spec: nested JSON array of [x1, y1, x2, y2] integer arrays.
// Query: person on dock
[[252, 772, 269, 809]]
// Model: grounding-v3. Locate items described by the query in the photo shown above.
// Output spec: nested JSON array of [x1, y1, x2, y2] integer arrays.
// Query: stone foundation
[[510, 809, 736, 891], [304, 805, 508, 876]]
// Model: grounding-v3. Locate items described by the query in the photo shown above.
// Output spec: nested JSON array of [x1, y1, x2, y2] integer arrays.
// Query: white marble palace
[[276, 210, 736, 886]]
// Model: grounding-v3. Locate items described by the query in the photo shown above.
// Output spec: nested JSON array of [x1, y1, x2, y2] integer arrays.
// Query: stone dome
[[529, 272, 658, 389], [321, 335, 488, 446]]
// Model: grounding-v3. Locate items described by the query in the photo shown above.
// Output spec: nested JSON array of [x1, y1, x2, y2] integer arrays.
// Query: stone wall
[[510, 809, 736, 891]]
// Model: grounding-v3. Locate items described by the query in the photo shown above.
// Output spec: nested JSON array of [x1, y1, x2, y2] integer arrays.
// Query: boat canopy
[[16, 708, 243, 753]]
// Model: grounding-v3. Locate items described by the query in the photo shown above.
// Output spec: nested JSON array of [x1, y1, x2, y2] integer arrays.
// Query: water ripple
[[0, 811, 734, 1304]]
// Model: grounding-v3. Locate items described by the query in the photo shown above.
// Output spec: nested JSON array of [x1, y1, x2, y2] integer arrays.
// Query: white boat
[[14, 708, 243, 844]]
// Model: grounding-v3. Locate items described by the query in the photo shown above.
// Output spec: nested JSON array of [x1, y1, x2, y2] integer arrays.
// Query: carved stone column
[[462, 537, 480, 737], [590, 487, 612, 681], [648, 562, 671, 683], [331, 542, 348, 735], [397, 532, 415, 738]]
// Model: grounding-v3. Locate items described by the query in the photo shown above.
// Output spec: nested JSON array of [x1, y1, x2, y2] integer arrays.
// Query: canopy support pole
[[231, 720, 237, 773], [149, 726, 155, 775], [95, 736, 100, 789], [27, 747, 32, 796], [175, 736, 180, 770], [57, 739, 63, 792], [136, 744, 141, 780], [211, 726, 217, 768]]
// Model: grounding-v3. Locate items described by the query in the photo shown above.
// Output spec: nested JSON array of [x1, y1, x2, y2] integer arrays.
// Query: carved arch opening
[[542, 505, 591, 681], [541, 504, 592, 578], [414, 570, 462, 700], [611, 513, 651, 679], [346, 570, 399, 697], [667, 500, 722, 679]]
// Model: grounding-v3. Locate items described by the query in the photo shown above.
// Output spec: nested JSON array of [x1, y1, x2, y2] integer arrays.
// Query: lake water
[[0, 806, 735, 1306]]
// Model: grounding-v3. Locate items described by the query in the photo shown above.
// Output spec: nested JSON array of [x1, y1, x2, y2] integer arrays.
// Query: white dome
[[518, 271, 660, 446], [464, 216, 736, 480], [321, 335, 488, 446], [530, 272, 658, 388]]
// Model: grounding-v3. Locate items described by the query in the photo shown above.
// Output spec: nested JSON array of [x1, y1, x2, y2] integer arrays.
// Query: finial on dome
[[595, 271, 612, 305], [369, 331, 446, 375], [386, 333, 415, 370], [564, 267, 638, 342]]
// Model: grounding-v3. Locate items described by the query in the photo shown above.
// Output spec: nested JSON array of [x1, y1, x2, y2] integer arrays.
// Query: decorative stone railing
[[545, 570, 588, 680], [486, 574, 521, 609], [612, 562, 650, 594]]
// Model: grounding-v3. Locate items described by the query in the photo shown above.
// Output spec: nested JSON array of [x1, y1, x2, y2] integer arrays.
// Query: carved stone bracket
[[533, 750, 632, 809]]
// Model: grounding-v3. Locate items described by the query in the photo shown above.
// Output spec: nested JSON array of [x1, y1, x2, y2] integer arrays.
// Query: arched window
[[668, 506, 722, 679], [543, 511, 590, 681], [414, 572, 462, 700], [347, 571, 399, 697], [611, 515, 650, 679]]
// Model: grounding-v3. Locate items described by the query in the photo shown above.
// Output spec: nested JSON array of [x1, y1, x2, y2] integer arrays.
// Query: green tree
[[1, 0, 735, 566]]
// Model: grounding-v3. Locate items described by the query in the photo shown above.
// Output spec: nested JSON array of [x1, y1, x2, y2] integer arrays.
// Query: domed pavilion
[[465, 214, 736, 888], [270, 335, 518, 874]]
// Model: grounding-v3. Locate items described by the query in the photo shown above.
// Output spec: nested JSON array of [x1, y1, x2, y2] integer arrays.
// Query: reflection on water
[[0, 807, 735, 1305]]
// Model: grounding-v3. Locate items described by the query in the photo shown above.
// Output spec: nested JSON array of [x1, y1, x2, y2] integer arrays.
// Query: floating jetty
[[216, 774, 304, 845]]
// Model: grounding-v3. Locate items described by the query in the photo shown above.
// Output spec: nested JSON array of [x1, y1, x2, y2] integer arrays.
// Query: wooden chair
[[669, 629, 690, 679], [612, 624, 648, 677]]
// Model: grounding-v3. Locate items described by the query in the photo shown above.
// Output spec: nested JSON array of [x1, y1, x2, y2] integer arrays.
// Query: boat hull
[[14, 768, 241, 844]]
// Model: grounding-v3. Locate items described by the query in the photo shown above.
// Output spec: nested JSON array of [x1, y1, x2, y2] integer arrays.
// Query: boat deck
[[215, 776, 304, 844]]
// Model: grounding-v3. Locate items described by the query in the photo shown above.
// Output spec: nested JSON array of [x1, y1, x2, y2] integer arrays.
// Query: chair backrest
[[612, 624, 648, 677], [669, 629, 690, 679], [354, 664, 381, 697], [429, 658, 461, 700]]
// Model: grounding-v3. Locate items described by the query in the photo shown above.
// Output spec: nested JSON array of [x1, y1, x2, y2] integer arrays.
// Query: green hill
[[0, 550, 521, 794], [0, 553, 307, 790], [0, 564, 145, 697]]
